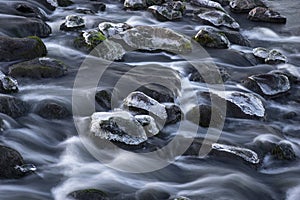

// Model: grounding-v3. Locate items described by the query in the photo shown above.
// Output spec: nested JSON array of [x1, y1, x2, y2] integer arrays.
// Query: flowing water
[[0, 0, 300, 200]]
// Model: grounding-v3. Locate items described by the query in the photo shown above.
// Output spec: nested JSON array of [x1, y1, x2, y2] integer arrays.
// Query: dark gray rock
[[165, 104, 182, 124], [68, 189, 108, 200], [0, 36, 47, 62], [0, 95, 29, 118], [189, 63, 230, 83], [137, 84, 175, 103], [0, 146, 24, 179], [272, 142, 296, 161], [146, 0, 164, 6], [35, 100, 70, 119], [148, 5, 183, 21], [253, 47, 287, 64], [8, 57, 68, 79], [191, 0, 226, 12], [248, 7, 287, 23], [194, 27, 230, 49], [0, 71, 18, 94], [15, 3, 47, 20], [230, 0, 266, 13], [57, 0, 74, 7]]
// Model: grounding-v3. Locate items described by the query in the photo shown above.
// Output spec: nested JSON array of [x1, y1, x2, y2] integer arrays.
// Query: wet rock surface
[[191, 0, 226, 12], [8, 57, 68, 78], [0, 71, 18, 94], [194, 27, 230, 49], [124, 0, 147, 10], [229, 0, 266, 13], [35, 100, 71, 119], [0, 146, 25, 179], [60, 15, 85, 31], [98, 22, 132, 38], [253, 47, 287, 64], [248, 7, 287, 24], [68, 189, 108, 200], [0, 95, 29, 118]]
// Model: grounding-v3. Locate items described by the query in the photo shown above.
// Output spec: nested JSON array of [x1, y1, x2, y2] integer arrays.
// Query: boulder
[[8, 57, 68, 78], [148, 5, 183, 21], [60, 15, 85, 31], [165, 104, 182, 124], [194, 27, 230, 48], [0, 36, 47, 61], [95, 89, 112, 111], [253, 47, 287, 64], [211, 143, 260, 164], [114, 26, 192, 54], [74, 29, 106, 50], [35, 100, 70, 119], [122, 91, 168, 121], [0, 146, 24, 179], [15, 3, 47, 20], [90, 111, 148, 145], [229, 0, 266, 13], [0, 71, 18, 94], [68, 189, 108, 200], [57, 0, 74, 7], [248, 7, 287, 23], [124, 0, 147, 10], [243, 73, 290, 96], [195, 9, 240, 30], [191, 0, 226, 12], [98, 22, 132, 38], [0, 95, 29, 118]]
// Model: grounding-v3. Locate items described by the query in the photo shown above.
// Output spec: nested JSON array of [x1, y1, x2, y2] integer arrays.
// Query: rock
[[248, 7, 287, 23], [211, 0, 230, 6], [114, 26, 192, 54], [122, 91, 168, 121], [212, 143, 260, 164], [98, 22, 132, 38], [74, 29, 106, 50], [271, 142, 296, 161], [14, 164, 37, 173], [0, 16, 51, 38], [90, 111, 148, 145], [57, 0, 74, 7], [0, 146, 24, 179], [135, 115, 159, 136], [229, 0, 266, 13], [243, 73, 290, 96], [124, 0, 147, 10], [0, 71, 18, 94], [91, 2, 106, 12], [165, 104, 182, 124], [194, 27, 230, 49], [15, 3, 46, 20], [76, 8, 96, 14], [191, 0, 226, 12], [39, 0, 57, 11], [92, 39, 126, 61], [0, 95, 29, 118], [220, 29, 251, 46], [136, 186, 170, 200], [195, 9, 240, 30], [212, 91, 265, 118], [8, 57, 68, 78], [0, 36, 47, 62], [0, 118, 4, 132], [95, 89, 112, 111], [148, 5, 183, 21], [68, 189, 108, 200], [253, 47, 287, 64], [137, 84, 175, 103], [35, 100, 70, 119], [186, 104, 224, 128], [146, 0, 164, 6], [60, 15, 85, 31]]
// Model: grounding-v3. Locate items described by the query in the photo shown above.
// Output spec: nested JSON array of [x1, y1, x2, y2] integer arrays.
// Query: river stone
[[98, 22, 132, 38], [35, 100, 70, 119], [191, 0, 226, 12], [92, 39, 126, 61], [194, 27, 230, 49], [74, 29, 106, 50], [165, 104, 182, 124], [148, 5, 183, 21], [212, 91, 265, 118], [0, 71, 18, 94], [122, 91, 168, 121], [244, 73, 290, 96], [15, 3, 46, 20], [211, 0, 230, 6], [124, 0, 147, 10], [137, 84, 175, 103], [146, 0, 164, 6], [57, 0, 74, 7], [136, 186, 170, 200], [0, 36, 47, 62], [114, 26, 192, 54], [95, 89, 112, 111], [229, 0, 266, 13], [212, 143, 260, 164], [0, 95, 29, 118], [0, 118, 4, 132], [68, 189, 108, 200], [248, 7, 287, 24], [186, 104, 224, 128], [60, 15, 85, 31], [271, 142, 296, 161], [253, 47, 287, 64], [196, 9, 240, 30], [0, 146, 25, 179], [135, 115, 159, 136], [8, 57, 68, 78], [90, 111, 148, 145]]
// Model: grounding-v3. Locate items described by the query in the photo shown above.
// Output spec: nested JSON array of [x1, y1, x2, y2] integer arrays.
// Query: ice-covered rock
[[0, 71, 18, 93], [90, 111, 147, 145], [194, 27, 230, 48], [135, 115, 159, 136], [253, 47, 287, 64], [60, 15, 85, 31], [98, 22, 132, 38], [230, 0, 266, 13]]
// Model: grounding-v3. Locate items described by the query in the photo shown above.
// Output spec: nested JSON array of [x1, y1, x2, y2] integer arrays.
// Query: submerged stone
[[98, 22, 132, 38], [90, 111, 147, 145], [191, 0, 226, 12], [0, 95, 29, 118], [124, 0, 147, 10], [213, 91, 265, 118], [35, 100, 70, 119], [114, 26, 192, 54], [194, 27, 230, 49], [148, 5, 182, 21], [245, 73, 290, 96], [135, 115, 159, 136], [212, 143, 260, 164], [122, 91, 168, 121], [8, 57, 68, 78], [248, 7, 287, 24], [271, 142, 296, 161], [60, 15, 85, 31], [230, 0, 266, 13], [0, 71, 18, 94], [196, 9, 240, 30]]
